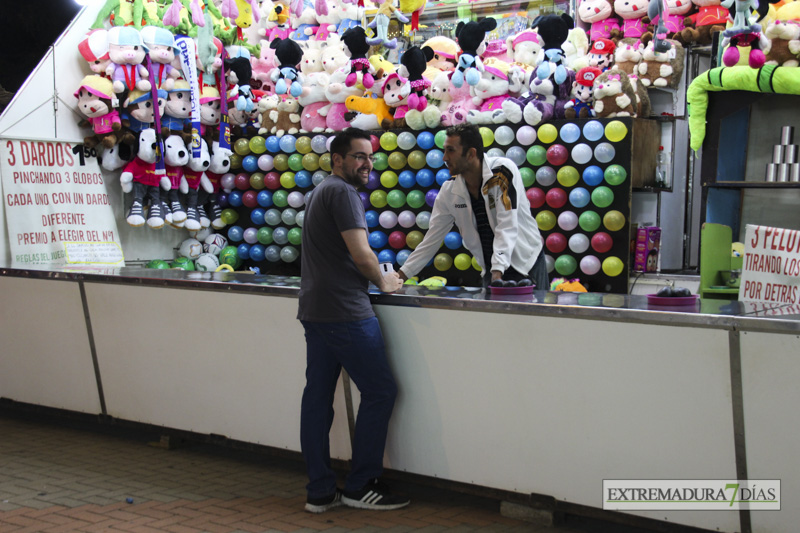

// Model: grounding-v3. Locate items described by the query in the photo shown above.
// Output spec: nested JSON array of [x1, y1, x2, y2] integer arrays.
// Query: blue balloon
[[250, 208, 266, 225], [257, 190, 273, 207], [266, 136, 281, 153], [237, 243, 251, 260], [378, 249, 396, 264], [583, 120, 604, 142], [228, 190, 243, 207], [217, 192, 229, 208], [396, 249, 411, 266], [359, 191, 370, 210], [242, 155, 259, 172], [398, 170, 416, 188], [436, 169, 450, 186], [416, 168, 434, 187], [365, 210, 379, 228], [249, 244, 266, 262], [444, 231, 462, 250], [426, 149, 444, 168], [279, 135, 297, 153], [583, 165, 604, 186], [368, 230, 388, 249], [504, 146, 526, 166], [569, 187, 591, 208], [294, 170, 312, 188], [417, 131, 435, 150], [559, 122, 581, 144], [273, 226, 289, 245], [265, 244, 281, 262], [366, 170, 380, 190], [228, 225, 244, 242]]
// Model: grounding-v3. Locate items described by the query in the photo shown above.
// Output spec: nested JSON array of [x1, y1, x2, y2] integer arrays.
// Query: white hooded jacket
[[400, 156, 543, 278]]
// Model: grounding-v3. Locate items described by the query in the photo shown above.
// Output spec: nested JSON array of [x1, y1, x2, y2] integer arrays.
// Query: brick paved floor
[[0, 415, 648, 533]]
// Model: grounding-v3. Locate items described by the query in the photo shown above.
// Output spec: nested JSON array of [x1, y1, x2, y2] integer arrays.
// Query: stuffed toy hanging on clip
[[342, 27, 377, 88], [366, 0, 409, 49], [452, 17, 497, 88], [269, 38, 304, 97]]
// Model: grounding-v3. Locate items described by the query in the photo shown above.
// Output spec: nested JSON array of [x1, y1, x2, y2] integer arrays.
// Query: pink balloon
[[526, 187, 545, 209], [389, 231, 406, 249], [258, 154, 274, 171], [220, 173, 235, 191], [546, 144, 569, 166], [398, 210, 416, 228], [580, 255, 601, 275]]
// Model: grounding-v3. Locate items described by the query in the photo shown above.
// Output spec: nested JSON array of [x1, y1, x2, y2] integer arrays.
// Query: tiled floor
[[0, 414, 650, 533]]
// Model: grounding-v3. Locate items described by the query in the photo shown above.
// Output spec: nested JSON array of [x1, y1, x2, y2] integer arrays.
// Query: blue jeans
[[300, 317, 397, 498]]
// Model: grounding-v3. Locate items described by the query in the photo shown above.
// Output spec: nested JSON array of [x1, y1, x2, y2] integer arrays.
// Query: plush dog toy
[[269, 37, 304, 97], [120, 128, 171, 229], [342, 27, 377, 89], [452, 17, 498, 88], [162, 134, 189, 228], [181, 137, 213, 231]]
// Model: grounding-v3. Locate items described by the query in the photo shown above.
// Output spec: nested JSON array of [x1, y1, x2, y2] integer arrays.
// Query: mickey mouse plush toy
[[452, 17, 498, 88], [269, 38, 304, 98], [532, 13, 573, 85], [224, 53, 255, 113]]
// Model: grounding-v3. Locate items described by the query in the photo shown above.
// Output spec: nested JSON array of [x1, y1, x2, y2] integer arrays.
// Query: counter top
[[2, 265, 799, 334]]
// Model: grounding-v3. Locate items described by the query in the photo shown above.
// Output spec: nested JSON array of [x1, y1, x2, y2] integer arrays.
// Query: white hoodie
[[400, 156, 543, 278]]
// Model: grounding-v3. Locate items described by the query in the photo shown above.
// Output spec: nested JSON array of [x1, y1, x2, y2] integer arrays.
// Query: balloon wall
[[225, 119, 635, 293]]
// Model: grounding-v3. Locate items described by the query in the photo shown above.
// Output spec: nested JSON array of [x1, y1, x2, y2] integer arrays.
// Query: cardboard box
[[634, 226, 661, 272]]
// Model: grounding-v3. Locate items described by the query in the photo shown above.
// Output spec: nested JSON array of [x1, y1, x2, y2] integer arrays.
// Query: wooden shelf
[[703, 181, 800, 188]]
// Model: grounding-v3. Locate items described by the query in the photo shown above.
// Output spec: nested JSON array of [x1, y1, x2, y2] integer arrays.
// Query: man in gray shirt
[[297, 128, 408, 513]]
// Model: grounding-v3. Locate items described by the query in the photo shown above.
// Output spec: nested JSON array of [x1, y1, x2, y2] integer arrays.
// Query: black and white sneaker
[[305, 490, 342, 514], [341, 479, 410, 510]]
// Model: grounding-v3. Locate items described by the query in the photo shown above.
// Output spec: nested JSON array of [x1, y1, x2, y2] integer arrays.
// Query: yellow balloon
[[388, 152, 407, 170], [408, 150, 426, 170], [603, 210, 626, 231], [434, 253, 454, 271], [535, 210, 556, 231], [454, 253, 472, 270], [472, 255, 482, 271], [605, 120, 628, 142], [557, 165, 579, 187], [295, 136, 312, 154], [602, 256, 624, 277], [406, 230, 424, 249], [273, 154, 289, 171], [538, 124, 558, 144], [302, 153, 320, 171], [229, 154, 243, 170], [319, 153, 332, 171]]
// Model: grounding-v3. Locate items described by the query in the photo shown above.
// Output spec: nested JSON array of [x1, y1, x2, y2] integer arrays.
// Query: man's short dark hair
[[330, 128, 373, 159], [445, 124, 484, 162]]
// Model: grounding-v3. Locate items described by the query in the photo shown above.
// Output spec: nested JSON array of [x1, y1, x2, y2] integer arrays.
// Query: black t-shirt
[[297, 175, 375, 322], [470, 191, 494, 275]]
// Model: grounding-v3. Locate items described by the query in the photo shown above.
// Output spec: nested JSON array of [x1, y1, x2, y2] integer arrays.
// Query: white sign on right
[[740, 224, 800, 305]]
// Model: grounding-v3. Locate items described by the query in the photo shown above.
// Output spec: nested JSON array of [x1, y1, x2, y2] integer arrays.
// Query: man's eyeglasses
[[345, 153, 377, 164]]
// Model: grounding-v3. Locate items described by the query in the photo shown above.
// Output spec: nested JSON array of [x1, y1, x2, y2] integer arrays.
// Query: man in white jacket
[[398, 124, 548, 289]]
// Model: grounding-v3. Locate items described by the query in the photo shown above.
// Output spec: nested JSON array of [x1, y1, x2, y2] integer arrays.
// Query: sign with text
[[1, 139, 124, 266], [740, 224, 800, 305]]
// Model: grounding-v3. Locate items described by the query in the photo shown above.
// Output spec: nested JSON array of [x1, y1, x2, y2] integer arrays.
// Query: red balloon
[[235, 173, 251, 190], [370, 135, 381, 153], [242, 190, 259, 208], [546, 144, 569, 166], [388, 230, 406, 249], [526, 187, 545, 209], [545, 187, 567, 209], [545, 232, 567, 254], [264, 171, 281, 190], [591, 232, 613, 253]]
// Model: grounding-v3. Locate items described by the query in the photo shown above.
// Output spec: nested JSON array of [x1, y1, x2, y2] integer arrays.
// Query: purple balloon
[[220, 173, 235, 191], [359, 191, 370, 210], [217, 192, 229, 208], [243, 227, 259, 244], [425, 188, 439, 207], [366, 170, 380, 190]]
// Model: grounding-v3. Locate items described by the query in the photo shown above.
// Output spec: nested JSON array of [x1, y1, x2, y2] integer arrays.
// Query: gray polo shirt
[[297, 175, 375, 322]]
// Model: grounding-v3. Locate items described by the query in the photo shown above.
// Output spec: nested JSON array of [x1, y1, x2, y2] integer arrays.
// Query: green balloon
[[257, 227, 274, 244], [387, 189, 407, 208], [288, 153, 304, 171], [219, 245, 241, 268], [406, 189, 426, 209], [221, 208, 239, 225], [520, 167, 535, 188], [604, 164, 628, 186], [170, 257, 195, 271], [527, 145, 547, 166], [591, 186, 614, 208], [287, 227, 302, 245], [579, 211, 601, 232], [372, 152, 389, 171], [434, 130, 447, 149], [273, 190, 289, 207], [554, 255, 577, 276], [146, 259, 169, 269]]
